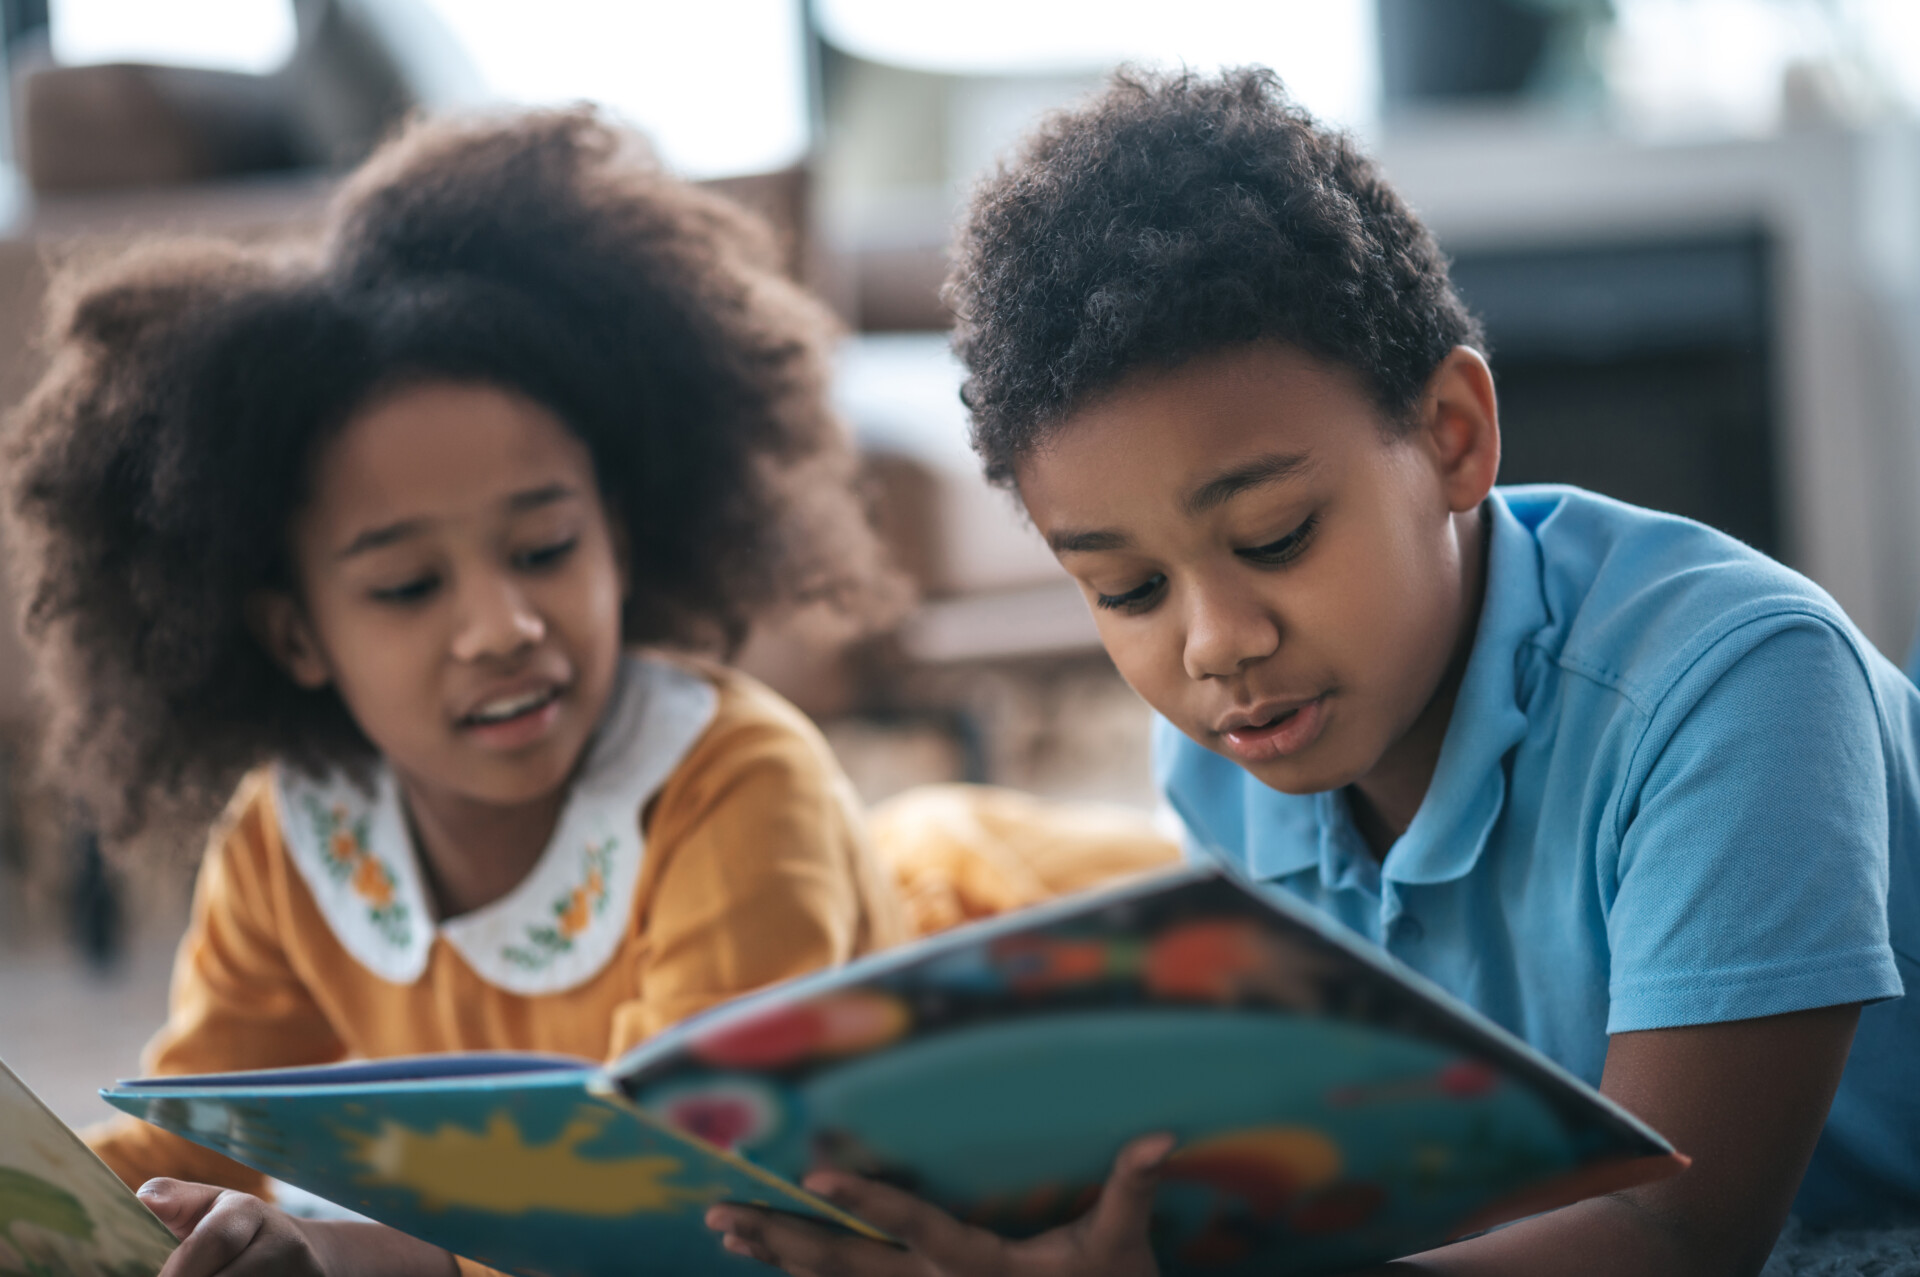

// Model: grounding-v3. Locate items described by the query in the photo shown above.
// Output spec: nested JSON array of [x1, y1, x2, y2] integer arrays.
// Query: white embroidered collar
[[273, 654, 718, 995]]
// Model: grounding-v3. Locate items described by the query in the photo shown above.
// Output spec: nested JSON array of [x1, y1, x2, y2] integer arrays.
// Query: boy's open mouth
[[1216, 695, 1330, 763], [460, 685, 563, 728]]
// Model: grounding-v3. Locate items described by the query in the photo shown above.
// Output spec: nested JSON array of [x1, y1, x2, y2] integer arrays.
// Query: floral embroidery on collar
[[299, 794, 413, 949], [273, 655, 719, 993], [501, 837, 614, 972]]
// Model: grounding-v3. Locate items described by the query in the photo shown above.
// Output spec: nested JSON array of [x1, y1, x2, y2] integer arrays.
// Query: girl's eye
[[516, 538, 578, 571], [1239, 513, 1319, 566], [370, 576, 439, 605], [1095, 574, 1167, 614]]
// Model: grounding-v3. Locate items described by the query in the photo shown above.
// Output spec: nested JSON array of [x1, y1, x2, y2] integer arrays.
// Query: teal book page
[[102, 1064, 865, 1277], [614, 868, 1682, 1276], [0, 1058, 176, 1277]]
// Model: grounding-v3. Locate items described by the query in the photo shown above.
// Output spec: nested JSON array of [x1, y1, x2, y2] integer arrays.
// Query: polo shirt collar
[[1381, 492, 1548, 885]]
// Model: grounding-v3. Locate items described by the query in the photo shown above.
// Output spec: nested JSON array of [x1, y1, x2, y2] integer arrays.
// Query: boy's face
[[1017, 342, 1498, 803], [262, 380, 628, 819]]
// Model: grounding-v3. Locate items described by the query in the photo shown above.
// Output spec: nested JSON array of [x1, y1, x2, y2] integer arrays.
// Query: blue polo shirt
[[1157, 485, 1918, 1225]]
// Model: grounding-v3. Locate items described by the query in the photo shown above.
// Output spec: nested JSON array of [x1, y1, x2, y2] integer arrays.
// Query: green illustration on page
[[0, 1059, 175, 1277]]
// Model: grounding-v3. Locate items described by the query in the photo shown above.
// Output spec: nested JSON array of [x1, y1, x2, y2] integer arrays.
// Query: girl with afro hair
[[3, 107, 913, 1276]]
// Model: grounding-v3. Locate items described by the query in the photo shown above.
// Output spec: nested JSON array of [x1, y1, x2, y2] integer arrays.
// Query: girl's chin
[[399, 745, 587, 814]]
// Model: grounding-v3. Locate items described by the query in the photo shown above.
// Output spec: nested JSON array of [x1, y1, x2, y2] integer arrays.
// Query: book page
[[0, 1059, 176, 1277]]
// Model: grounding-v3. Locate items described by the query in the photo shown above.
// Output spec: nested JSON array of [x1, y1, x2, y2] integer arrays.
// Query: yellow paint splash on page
[[337, 1106, 721, 1215]]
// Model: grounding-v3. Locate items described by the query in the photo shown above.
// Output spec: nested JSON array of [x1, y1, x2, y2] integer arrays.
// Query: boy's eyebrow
[[337, 485, 582, 558], [1049, 527, 1131, 554], [1047, 453, 1315, 555], [1182, 451, 1314, 516]]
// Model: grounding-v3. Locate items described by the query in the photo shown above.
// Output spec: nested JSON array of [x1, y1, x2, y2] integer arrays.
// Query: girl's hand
[[139, 1180, 459, 1277], [140, 1180, 324, 1277], [705, 1132, 1174, 1277]]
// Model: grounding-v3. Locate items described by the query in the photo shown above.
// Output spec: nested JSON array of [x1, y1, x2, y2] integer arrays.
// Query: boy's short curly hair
[[945, 66, 1486, 486], [3, 108, 894, 837]]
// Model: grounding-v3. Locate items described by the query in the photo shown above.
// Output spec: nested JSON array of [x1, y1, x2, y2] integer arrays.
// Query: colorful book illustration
[[0, 1058, 176, 1277], [103, 866, 1684, 1276]]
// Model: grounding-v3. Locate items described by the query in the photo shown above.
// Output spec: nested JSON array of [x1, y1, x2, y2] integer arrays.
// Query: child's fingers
[[1080, 1132, 1176, 1257], [147, 1188, 322, 1277], [801, 1171, 993, 1266], [706, 1204, 917, 1277], [149, 1188, 272, 1277], [136, 1180, 227, 1241]]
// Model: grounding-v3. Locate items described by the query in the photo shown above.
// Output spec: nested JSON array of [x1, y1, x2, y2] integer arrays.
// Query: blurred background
[[4, 0, 1920, 1130]]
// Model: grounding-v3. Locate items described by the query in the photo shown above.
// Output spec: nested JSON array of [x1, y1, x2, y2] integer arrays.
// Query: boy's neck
[[1346, 502, 1491, 862], [396, 778, 568, 920]]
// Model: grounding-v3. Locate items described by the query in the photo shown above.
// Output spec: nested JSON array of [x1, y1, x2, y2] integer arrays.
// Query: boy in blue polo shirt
[[709, 67, 1918, 1274]]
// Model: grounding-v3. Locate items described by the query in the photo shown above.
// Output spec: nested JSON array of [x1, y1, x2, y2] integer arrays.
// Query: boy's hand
[[705, 1132, 1173, 1277], [140, 1180, 324, 1277], [139, 1179, 459, 1277]]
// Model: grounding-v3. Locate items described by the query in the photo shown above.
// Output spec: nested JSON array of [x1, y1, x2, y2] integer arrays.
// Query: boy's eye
[[1095, 574, 1167, 614], [1238, 513, 1319, 566], [370, 575, 439, 605], [515, 537, 578, 571]]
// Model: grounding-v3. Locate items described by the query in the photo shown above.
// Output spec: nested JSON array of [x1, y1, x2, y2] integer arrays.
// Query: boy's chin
[[1211, 740, 1361, 798]]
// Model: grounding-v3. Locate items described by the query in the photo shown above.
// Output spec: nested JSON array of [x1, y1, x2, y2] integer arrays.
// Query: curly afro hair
[[3, 108, 895, 837], [945, 66, 1486, 486]]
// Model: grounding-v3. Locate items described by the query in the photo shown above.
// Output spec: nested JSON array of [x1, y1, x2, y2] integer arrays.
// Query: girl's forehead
[[300, 380, 601, 552], [311, 383, 595, 518]]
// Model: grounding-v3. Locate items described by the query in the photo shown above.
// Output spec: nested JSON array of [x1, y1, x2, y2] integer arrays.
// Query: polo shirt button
[[1397, 916, 1425, 943]]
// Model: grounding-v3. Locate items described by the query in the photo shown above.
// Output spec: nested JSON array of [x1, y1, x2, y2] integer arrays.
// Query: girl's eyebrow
[[506, 483, 580, 512], [337, 519, 424, 560], [337, 485, 582, 559]]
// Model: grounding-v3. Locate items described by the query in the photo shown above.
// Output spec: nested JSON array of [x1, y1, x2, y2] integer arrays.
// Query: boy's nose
[[1182, 585, 1281, 681], [451, 575, 545, 662]]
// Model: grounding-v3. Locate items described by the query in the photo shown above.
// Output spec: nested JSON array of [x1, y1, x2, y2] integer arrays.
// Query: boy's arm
[[708, 1003, 1856, 1277], [1375, 1002, 1859, 1277]]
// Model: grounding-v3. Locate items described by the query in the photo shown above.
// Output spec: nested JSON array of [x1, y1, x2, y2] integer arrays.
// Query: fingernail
[[802, 1172, 842, 1199], [1144, 1133, 1179, 1167]]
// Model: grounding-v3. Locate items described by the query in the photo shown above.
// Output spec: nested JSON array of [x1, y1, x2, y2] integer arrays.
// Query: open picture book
[[0, 1057, 176, 1277], [103, 865, 1684, 1276]]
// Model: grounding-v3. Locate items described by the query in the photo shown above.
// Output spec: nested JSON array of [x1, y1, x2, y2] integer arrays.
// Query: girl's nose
[[450, 573, 545, 662], [1182, 582, 1281, 681]]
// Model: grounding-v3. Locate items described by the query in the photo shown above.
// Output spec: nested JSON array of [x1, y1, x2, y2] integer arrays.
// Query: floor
[[0, 925, 178, 1134]]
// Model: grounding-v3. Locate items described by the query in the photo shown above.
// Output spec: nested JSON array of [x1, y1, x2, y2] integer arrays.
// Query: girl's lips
[[1218, 696, 1329, 764], [460, 691, 564, 751]]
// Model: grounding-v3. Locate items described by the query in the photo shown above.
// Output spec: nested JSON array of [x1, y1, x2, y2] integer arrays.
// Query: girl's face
[[261, 380, 627, 814]]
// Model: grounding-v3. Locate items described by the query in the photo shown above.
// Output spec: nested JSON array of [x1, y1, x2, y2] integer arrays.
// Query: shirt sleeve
[[605, 706, 901, 1054], [1605, 618, 1905, 1033], [84, 775, 346, 1193]]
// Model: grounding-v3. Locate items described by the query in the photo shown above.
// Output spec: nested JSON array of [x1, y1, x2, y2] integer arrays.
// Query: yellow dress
[[86, 655, 907, 1197], [83, 654, 1181, 1275]]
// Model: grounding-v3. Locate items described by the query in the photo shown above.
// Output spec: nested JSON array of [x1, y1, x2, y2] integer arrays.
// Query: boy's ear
[[1416, 346, 1501, 514], [245, 590, 333, 689]]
